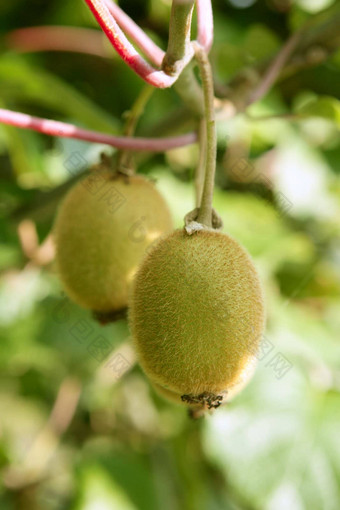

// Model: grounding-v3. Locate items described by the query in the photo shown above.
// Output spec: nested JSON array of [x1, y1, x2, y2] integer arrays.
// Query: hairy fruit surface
[[151, 357, 256, 407], [54, 171, 173, 313], [130, 228, 265, 402]]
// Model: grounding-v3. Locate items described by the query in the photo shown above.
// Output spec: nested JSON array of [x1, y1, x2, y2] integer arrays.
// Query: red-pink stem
[[6, 26, 110, 58], [0, 108, 197, 151], [9, 2, 214, 87], [103, 0, 165, 66], [196, 0, 213, 52], [83, 0, 177, 88]]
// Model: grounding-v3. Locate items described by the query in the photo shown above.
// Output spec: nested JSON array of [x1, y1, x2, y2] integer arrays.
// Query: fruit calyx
[[92, 151, 133, 180], [93, 308, 128, 325], [181, 391, 225, 409], [184, 207, 223, 235]]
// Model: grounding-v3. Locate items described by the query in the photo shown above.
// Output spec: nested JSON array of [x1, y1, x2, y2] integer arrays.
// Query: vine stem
[[0, 108, 197, 151], [83, 0, 175, 88], [193, 43, 216, 228], [195, 119, 206, 207], [84, 0, 214, 88], [117, 84, 154, 170], [174, 64, 204, 116], [162, 0, 195, 75], [196, 0, 214, 52], [122, 85, 154, 139], [103, 0, 165, 66]]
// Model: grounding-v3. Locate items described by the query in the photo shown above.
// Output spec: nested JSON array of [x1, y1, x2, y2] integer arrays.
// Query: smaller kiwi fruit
[[54, 170, 172, 315]]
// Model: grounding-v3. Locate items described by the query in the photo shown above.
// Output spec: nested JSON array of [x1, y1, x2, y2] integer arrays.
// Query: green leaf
[[212, 43, 246, 82], [203, 369, 340, 510], [1, 123, 45, 177], [297, 96, 340, 127], [72, 464, 138, 510], [296, 0, 336, 15], [243, 25, 280, 62], [76, 451, 160, 510], [0, 54, 120, 133]]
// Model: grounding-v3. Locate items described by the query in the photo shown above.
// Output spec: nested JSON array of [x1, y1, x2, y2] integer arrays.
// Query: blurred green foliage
[[0, 1, 340, 509]]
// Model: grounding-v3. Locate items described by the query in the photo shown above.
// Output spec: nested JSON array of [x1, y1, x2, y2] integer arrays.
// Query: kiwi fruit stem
[[117, 84, 154, 174], [192, 43, 217, 229]]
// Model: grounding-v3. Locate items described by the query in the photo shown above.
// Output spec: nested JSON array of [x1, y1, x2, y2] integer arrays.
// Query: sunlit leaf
[[296, 96, 340, 127]]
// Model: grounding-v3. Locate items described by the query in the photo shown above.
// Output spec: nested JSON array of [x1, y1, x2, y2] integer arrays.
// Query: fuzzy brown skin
[[54, 172, 173, 312], [130, 229, 265, 398]]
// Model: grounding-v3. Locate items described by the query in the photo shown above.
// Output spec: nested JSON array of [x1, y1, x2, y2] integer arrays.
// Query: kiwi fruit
[[130, 228, 265, 408], [54, 170, 172, 314]]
